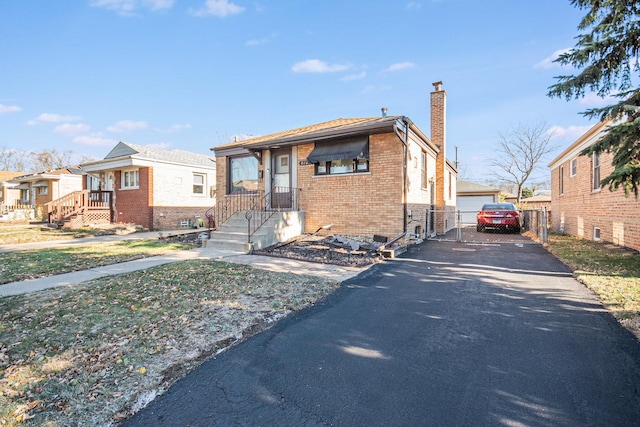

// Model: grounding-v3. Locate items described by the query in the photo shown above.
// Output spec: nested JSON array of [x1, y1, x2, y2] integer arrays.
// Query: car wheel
[[476, 225, 484, 232], [514, 226, 521, 234]]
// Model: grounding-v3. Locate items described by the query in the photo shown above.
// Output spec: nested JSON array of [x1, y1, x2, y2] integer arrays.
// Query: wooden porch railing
[[45, 190, 113, 225], [0, 201, 32, 216]]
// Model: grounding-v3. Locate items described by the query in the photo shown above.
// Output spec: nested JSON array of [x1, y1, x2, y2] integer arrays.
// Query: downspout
[[394, 117, 410, 235]]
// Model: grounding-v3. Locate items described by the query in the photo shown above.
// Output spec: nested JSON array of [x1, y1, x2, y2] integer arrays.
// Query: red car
[[477, 203, 521, 233]]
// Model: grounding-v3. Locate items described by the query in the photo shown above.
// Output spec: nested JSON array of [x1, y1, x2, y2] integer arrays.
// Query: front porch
[[45, 190, 114, 229], [205, 187, 303, 253]]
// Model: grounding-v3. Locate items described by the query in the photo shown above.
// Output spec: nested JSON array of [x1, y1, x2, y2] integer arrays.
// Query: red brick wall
[[114, 167, 154, 229], [551, 151, 640, 251], [151, 207, 209, 230]]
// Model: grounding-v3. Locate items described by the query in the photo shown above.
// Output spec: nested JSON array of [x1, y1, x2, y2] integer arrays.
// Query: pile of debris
[[254, 234, 389, 266]]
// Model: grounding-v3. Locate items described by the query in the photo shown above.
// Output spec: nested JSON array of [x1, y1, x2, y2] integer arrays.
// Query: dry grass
[[0, 260, 338, 426], [0, 240, 192, 284], [0, 226, 105, 245]]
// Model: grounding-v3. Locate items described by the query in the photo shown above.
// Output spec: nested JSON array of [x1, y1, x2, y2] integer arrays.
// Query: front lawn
[[0, 226, 104, 245], [0, 260, 338, 426], [0, 240, 192, 284]]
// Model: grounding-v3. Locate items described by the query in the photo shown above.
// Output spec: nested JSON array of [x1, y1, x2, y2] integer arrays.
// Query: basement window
[[594, 227, 601, 241]]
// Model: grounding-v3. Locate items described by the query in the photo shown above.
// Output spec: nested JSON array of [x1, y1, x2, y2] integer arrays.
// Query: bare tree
[[0, 146, 16, 171], [0, 146, 30, 171], [29, 149, 73, 172], [491, 121, 557, 204]]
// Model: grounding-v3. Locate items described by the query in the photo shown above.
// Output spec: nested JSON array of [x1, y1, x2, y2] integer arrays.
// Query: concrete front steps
[[204, 211, 304, 253]]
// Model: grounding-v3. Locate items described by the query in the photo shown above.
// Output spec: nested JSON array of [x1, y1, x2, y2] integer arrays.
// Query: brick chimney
[[431, 81, 446, 206]]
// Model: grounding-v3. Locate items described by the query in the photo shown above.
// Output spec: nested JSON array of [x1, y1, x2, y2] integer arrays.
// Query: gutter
[[394, 117, 411, 236]]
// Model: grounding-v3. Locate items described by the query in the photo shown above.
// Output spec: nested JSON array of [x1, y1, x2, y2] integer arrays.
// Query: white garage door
[[457, 195, 496, 212]]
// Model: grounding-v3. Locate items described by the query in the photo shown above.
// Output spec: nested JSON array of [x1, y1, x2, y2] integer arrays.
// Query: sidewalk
[[0, 233, 369, 298]]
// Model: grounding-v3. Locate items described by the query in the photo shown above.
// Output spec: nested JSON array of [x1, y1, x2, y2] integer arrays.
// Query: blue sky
[[0, 1, 603, 185]]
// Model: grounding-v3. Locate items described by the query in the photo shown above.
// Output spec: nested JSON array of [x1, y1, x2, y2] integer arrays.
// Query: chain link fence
[[425, 208, 548, 244]]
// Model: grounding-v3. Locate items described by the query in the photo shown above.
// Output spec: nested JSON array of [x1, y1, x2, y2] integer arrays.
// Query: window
[[448, 171, 452, 200], [559, 166, 564, 195], [122, 169, 139, 189], [87, 175, 100, 190], [592, 153, 601, 191], [421, 151, 427, 188], [193, 173, 205, 194], [309, 137, 370, 176], [38, 186, 48, 195], [570, 158, 577, 177], [229, 155, 258, 193], [594, 227, 601, 241], [315, 158, 369, 175]]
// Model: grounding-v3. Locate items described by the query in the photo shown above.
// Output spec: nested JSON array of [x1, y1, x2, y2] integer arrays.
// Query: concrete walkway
[[0, 232, 369, 298]]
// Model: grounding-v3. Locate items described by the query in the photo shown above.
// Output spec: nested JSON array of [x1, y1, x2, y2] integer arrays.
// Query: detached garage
[[456, 181, 501, 212]]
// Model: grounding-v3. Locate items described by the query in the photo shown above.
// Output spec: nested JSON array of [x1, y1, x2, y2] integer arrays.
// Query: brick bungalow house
[[548, 118, 640, 251], [211, 81, 457, 247], [79, 142, 216, 231]]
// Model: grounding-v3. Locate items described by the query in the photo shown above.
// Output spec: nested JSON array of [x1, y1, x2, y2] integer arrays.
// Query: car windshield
[[482, 203, 516, 211]]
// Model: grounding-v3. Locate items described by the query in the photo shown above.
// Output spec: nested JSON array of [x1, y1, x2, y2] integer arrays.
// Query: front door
[[272, 149, 291, 209]]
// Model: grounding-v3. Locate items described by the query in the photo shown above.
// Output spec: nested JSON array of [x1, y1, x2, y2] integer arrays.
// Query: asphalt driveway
[[123, 240, 640, 426]]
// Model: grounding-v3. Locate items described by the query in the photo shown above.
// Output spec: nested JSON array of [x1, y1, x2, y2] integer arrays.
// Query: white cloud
[[383, 62, 415, 72], [340, 71, 367, 81], [161, 123, 192, 132], [291, 59, 352, 73], [246, 33, 278, 47], [548, 124, 593, 141], [534, 48, 571, 69], [406, 2, 422, 9], [73, 134, 117, 146], [107, 120, 148, 132], [90, 0, 174, 15], [578, 91, 618, 106], [191, 0, 245, 17], [54, 123, 91, 135], [0, 104, 21, 114], [361, 85, 392, 94], [27, 113, 81, 125]]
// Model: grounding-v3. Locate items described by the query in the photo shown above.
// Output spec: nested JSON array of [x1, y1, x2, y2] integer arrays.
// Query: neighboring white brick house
[[548, 119, 640, 252], [81, 142, 216, 231]]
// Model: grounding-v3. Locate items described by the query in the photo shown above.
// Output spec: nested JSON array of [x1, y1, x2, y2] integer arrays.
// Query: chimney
[[431, 81, 447, 230], [430, 81, 445, 150], [381, 107, 388, 118]]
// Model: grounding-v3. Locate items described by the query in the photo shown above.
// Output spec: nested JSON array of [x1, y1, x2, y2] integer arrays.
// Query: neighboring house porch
[[79, 142, 216, 231], [4, 167, 83, 222]]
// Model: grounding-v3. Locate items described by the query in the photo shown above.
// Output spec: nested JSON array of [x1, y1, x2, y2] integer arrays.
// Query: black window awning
[[306, 137, 369, 163]]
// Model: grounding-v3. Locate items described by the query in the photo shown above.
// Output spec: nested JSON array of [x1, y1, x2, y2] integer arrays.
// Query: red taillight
[[505, 211, 519, 218]]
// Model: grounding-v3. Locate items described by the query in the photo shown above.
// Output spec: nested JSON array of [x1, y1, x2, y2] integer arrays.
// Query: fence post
[[456, 210, 462, 242], [541, 208, 549, 245]]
